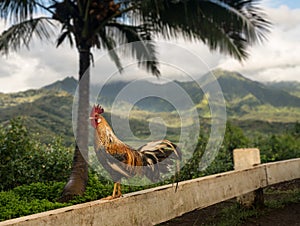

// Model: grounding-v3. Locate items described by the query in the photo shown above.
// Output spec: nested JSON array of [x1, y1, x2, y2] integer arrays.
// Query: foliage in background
[[179, 122, 250, 180], [0, 118, 73, 191], [0, 90, 74, 145], [0, 119, 299, 221], [1, 74, 300, 147], [0, 118, 299, 190], [254, 123, 300, 163]]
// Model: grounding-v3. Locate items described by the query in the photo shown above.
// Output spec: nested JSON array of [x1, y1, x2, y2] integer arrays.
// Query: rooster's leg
[[116, 182, 122, 197], [112, 182, 118, 197], [101, 182, 121, 200], [112, 182, 122, 198]]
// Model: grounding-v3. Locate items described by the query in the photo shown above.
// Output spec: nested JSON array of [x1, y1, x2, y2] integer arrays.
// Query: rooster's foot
[[101, 195, 122, 200]]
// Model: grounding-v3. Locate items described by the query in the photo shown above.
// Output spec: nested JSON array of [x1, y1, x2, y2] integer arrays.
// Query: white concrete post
[[233, 148, 264, 208]]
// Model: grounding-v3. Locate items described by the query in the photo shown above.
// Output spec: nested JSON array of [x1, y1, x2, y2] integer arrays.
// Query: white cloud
[[88, 40, 223, 85], [1, 2, 300, 93], [219, 6, 300, 82], [0, 37, 77, 92]]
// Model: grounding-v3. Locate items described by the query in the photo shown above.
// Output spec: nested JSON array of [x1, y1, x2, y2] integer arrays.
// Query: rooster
[[90, 105, 181, 200]]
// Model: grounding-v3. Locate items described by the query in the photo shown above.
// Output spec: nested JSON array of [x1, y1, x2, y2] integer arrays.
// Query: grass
[[159, 180, 300, 226], [208, 183, 300, 226]]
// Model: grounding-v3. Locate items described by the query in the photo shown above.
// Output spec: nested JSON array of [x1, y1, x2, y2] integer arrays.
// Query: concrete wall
[[266, 158, 300, 185], [1, 158, 299, 226]]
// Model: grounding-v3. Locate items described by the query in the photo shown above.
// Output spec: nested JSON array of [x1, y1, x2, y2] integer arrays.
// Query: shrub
[[179, 122, 250, 180], [0, 173, 141, 221], [254, 133, 300, 163], [12, 182, 66, 201], [0, 118, 73, 190], [0, 182, 69, 222]]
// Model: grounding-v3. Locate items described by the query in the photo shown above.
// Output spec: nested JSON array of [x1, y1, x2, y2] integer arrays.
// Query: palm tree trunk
[[59, 47, 90, 202]]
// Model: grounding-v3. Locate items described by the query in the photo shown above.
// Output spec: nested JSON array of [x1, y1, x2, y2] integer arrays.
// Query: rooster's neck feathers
[[94, 116, 131, 150]]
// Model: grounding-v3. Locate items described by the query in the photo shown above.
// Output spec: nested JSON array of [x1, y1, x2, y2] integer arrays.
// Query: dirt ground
[[243, 202, 300, 226], [160, 179, 300, 226]]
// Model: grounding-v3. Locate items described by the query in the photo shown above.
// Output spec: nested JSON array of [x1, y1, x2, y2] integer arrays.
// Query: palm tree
[[0, 0, 270, 201]]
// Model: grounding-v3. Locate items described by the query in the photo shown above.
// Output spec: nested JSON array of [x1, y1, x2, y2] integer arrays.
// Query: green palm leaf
[[0, 17, 55, 54], [98, 29, 123, 72], [0, 0, 52, 22], [57, 29, 74, 48], [133, 0, 270, 60], [107, 23, 160, 76]]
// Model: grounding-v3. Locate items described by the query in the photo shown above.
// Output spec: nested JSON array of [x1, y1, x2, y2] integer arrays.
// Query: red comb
[[91, 104, 104, 116]]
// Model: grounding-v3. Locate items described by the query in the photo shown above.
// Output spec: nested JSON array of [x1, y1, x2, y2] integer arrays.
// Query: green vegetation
[[0, 90, 74, 145], [1, 117, 299, 221], [179, 122, 300, 181], [0, 119, 152, 221], [0, 118, 73, 191], [0, 188, 68, 222], [0, 177, 109, 221], [1, 71, 300, 148], [0, 73, 300, 221], [203, 183, 300, 226], [0, 171, 148, 221]]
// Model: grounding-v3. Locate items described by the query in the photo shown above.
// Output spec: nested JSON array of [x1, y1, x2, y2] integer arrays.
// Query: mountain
[[37, 69, 300, 121], [43, 76, 77, 94], [95, 70, 300, 113], [93, 80, 200, 112], [1, 69, 300, 145], [0, 89, 74, 145], [40, 70, 300, 110], [214, 70, 300, 108], [264, 81, 300, 98]]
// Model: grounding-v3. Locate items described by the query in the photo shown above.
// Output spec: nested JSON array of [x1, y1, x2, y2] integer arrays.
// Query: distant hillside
[[0, 89, 74, 145], [40, 70, 300, 109], [1, 69, 300, 146], [96, 70, 300, 109], [211, 70, 300, 108], [265, 81, 300, 98], [39, 69, 300, 120], [94, 80, 200, 112], [42, 76, 77, 94]]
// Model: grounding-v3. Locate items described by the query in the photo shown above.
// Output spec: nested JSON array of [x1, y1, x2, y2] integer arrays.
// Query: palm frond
[[57, 29, 74, 48], [106, 23, 160, 76], [98, 29, 123, 72], [132, 0, 270, 61], [0, 0, 52, 23], [210, 0, 271, 43], [0, 17, 55, 54]]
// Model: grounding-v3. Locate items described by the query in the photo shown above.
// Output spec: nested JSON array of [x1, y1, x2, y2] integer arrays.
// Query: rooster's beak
[[89, 117, 95, 119]]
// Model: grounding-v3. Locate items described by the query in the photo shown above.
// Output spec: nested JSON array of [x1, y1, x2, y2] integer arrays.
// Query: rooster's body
[[90, 105, 181, 199]]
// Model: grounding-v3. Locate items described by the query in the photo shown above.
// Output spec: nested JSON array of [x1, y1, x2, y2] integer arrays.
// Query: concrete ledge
[[1, 158, 299, 226], [264, 158, 300, 185]]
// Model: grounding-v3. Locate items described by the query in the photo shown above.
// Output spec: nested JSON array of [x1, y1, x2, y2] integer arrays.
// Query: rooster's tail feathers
[[138, 140, 181, 161], [138, 140, 181, 181]]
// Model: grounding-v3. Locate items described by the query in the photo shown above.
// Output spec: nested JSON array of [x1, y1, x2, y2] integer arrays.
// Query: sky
[[0, 0, 300, 93]]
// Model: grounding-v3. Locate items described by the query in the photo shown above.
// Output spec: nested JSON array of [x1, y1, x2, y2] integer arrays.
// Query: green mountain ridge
[[42, 70, 300, 109], [43, 76, 77, 94], [41, 69, 300, 126], [0, 90, 74, 145], [207, 70, 300, 108], [1, 69, 300, 144], [264, 81, 300, 98]]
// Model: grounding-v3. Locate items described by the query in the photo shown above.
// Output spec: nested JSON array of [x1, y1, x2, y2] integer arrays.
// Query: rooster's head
[[90, 104, 104, 128]]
